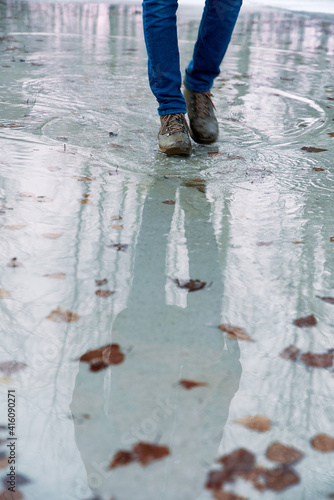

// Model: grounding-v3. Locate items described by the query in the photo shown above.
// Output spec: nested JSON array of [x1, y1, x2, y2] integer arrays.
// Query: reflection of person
[[142, 0, 243, 155]]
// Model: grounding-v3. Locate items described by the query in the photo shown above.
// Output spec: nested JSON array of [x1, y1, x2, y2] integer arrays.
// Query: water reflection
[[0, 1, 334, 499]]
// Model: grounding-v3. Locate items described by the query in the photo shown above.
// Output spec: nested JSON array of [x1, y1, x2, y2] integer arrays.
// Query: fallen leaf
[[179, 379, 208, 390], [227, 155, 245, 161], [328, 133, 334, 137], [235, 415, 271, 432], [5, 224, 25, 230], [208, 151, 226, 156], [301, 147, 328, 153], [112, 224, 123, 230], [266, 442, 303, 465], [317, 296, 334, 305], [111, 215, 122, 220], [218, 449, 256, 477], [133, 442, 170, 466], [7, 257, 22, 268], [95, 279, 108, 286], [313, 167, 325, 171], [73, 176, 95, 182], [330, 237, 334, 242], [256, 241, 273, 247], [80, 198, 92, 204], [293, 314, 317, 327], [79, 343, 125, 369], [311, 434, 334, 452], [280, 345, 301, 361], [43, 273, 66, 279], [109, 442, 170, 469], [265, 466, 300, 491], [213, 491, 247, 500], [0, 361, 26, 376], [47, 306, 79, 322], [328, 97, 334, 101], [174, 279, 206, 292], [218, 324, 254, 342], [292, 241, 304, 244], [19, 192, 36, 198], [162, 200, 176, 205], [42, 233, 63, 239], [107, 243, 128, 252], [0, 290, 10, 299], [183, 179, 206, 193], [300, 352, 333, 368], [109, 131, 118, 137], [95, 290, 115, 298], [109, 450, 135, 469]]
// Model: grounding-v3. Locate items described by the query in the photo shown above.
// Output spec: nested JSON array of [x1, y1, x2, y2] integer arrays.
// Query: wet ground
[[1, 1, 334, 499]]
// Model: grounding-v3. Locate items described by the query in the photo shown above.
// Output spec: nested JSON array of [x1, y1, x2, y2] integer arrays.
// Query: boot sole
[[159, 144, 192, 156], [190, 132, 218, 145]]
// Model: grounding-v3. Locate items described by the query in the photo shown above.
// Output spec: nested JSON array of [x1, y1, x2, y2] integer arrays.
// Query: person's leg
[[142, 0, 186, 116], [184, 0, 243, 92]]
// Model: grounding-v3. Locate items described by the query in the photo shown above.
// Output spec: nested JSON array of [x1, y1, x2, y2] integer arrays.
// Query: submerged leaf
[[0, 361, 26, 376], [217, 448, 256, 477], [265, 466, 300, 491], [317, 296, 334, 305], [47, 306, 79, 322], [280, 345, 301, 361], [174, 279, 206, 292], [179, 379, 208, 390], [235, 415, 271, 432], [311, 434, 334, 452], [162, 200, 176, 205], [109, 442, 170, 469], [0, 290, 10, 299], [112, 224, 123, 230], [293, 314, 317, 327], [266, 442, 303, 465], [42, 233, 63, 239], [7, 257, 22, 268], [108, 243, 128, 252], [43, 273, 66, 280], [95, 279, 108, 286], [280, 345, 334, 369], [213, 491, 247, 500], [218, 324, 254, 342], [79, 343, 125, 369], [95, 290, 115, 298], [301, 147, 328, 153]]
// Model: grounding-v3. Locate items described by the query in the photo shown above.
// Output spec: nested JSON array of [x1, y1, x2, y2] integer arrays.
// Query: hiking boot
[[183, 87, 218, 144], [158, 113, 192, 156]]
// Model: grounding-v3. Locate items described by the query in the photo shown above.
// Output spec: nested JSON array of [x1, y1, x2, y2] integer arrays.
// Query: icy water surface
[[1, 1, 334, 499]]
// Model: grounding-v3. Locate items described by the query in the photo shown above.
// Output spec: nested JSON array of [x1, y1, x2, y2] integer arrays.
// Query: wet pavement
[[1, 1, 334, 499]]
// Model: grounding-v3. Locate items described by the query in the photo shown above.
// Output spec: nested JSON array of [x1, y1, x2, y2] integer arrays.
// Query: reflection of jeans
[[142, 0, 242, 115]]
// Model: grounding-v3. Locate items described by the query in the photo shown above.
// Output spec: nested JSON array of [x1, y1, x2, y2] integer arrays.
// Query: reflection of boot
[[158, 113, 192, 155], [183, 87, 218, 144]]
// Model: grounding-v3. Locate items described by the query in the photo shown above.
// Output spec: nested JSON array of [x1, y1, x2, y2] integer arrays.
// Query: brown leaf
[[47, 306, 79, 322], [218, 448, 256, 478], [162, 200, 176, 205], [292, 241, 304, 244], [330, 237, 334, 242], [293, 314, 317, 327], [0, 290, 10, 299], [79, 344, 125, 367], [311, 434, 334, 452], [179, 379, 208, 390], [5, 224, 25, 230], [80, 198, 92, 204], [133, 442, 170, 466], [7, 257, 22, 268], [318, 296, 334, 305], [42, 233, 63, 239], [108, 243, 128, 252], [111, 215, 122, 220], [112, 224, 123, 230], [95, 290, 115, 298], [265, 466, 300, 491], [218, 324, 254, 342], [235, 415, 271, 432], [280, 345, 301, 361], [227, 155, 245, 161], [313, 167, 325, 171], [183, 179, 206, 193], [256, 241, 273, 247], [73, 176, 95, 182], [300, 352, 333, 368], [301, 146, 328, 153], [109, 450, 135, 469], [208, 151, 226, 156], [95, 279, 108, 286], [266, 442, 303, 465], [328, 133, 334, 137], [213, 491, 247, 500], [43, 273, 66, 280], [174, 279, 206, 292], [328, 97, 334, 101], [0, 361, 26, 376]]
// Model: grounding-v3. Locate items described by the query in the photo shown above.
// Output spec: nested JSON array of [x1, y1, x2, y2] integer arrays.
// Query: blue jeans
[[142, 0, 242, 116]]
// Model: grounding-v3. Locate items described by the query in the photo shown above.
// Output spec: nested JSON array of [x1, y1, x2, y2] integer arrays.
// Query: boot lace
[[161, 113, 190, 136], [192, 92, 216, 118]]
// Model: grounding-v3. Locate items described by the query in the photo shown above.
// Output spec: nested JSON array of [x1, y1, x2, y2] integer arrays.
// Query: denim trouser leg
[[184, 0, 243, 92], [142, 0, 187, 116]]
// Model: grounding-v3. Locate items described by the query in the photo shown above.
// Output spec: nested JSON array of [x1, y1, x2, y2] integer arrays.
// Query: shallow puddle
[[1, 1, 334, 499]]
